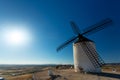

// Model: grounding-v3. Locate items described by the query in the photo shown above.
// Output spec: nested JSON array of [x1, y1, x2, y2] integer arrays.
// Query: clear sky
[[0, 0, 119, 64]]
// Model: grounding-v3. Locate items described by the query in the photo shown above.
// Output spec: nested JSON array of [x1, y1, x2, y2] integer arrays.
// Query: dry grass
[[34, 68, 120, 80], [7, 74, 32, 80]]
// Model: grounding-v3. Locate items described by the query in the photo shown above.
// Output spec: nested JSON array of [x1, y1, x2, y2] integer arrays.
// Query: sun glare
[[5, 29, 27, 45], [1, 24, 32, 47]]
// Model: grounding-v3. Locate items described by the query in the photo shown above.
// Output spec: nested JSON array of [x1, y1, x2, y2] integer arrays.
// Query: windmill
[[56, 18, 112, 72]]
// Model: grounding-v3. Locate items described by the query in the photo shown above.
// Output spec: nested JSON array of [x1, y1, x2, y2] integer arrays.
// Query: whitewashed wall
[[73, 41, 101, 72]]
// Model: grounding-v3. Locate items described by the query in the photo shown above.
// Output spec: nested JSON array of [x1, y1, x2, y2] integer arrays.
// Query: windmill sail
[[80, 42, 100, 68], [86, 42, 105, 65], [70, 21, 81, 35], [57, 36, 78, 51], [82, 18, 112, 36], [80, 42, 104, 68]]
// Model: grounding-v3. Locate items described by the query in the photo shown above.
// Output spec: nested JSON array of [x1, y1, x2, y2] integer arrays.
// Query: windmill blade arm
[[70, 21, 81, 35], [82, 18, 112, 36], [56, 36, 78, 52]]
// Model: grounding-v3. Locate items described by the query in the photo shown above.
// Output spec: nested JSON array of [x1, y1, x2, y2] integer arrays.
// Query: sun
[[5, 29, 27, 45], [2, 25, 32, 47]]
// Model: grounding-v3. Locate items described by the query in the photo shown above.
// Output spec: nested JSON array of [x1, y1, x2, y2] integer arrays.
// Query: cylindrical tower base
[[73, 41, 101, 73]]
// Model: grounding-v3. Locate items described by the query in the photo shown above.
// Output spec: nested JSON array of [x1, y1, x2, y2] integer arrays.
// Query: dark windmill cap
[[74, 35, 94, 44]]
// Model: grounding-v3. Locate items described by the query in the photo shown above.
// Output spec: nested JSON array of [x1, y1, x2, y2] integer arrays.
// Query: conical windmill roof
[[74, 36, 94, 44]]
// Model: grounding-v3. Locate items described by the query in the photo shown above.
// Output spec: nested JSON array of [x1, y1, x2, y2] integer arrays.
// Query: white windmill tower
[[56, 18, 112, 72]]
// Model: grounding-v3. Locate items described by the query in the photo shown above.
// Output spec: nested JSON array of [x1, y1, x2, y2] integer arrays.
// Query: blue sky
[[0, 0, 119, 64]]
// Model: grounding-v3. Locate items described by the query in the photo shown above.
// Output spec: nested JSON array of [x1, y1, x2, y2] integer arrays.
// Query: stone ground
[[33, 68, 120, 80]]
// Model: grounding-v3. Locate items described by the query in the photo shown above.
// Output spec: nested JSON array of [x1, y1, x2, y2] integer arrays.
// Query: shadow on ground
[[89, 72, 120, 79]]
